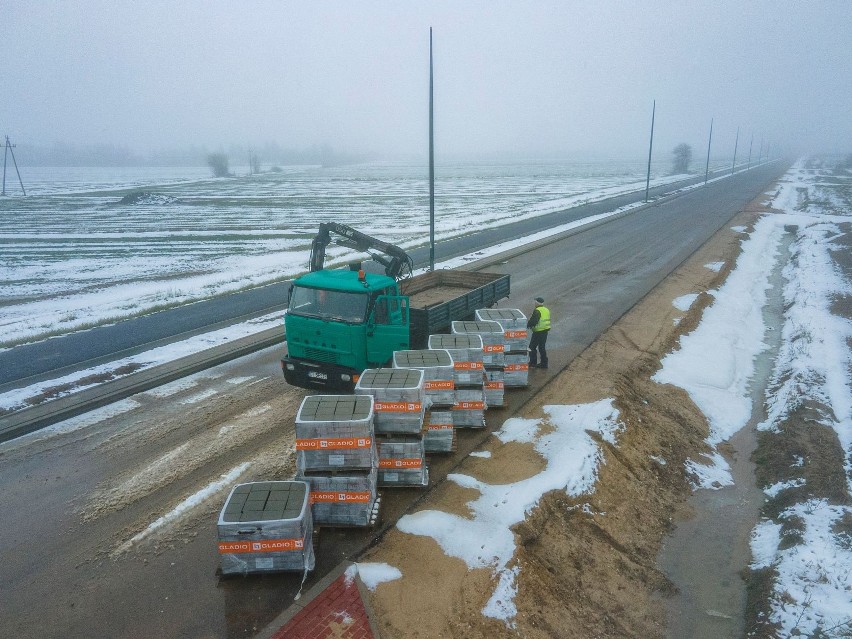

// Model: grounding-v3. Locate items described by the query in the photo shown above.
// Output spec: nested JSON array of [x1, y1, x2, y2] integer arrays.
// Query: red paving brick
[[269, 572, 375, 639]]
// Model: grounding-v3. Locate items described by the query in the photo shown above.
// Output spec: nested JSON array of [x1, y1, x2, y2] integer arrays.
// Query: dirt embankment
[[359, 205, 768, 638]]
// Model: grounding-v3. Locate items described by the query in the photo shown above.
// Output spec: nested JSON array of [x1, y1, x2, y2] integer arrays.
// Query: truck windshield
[[288, 286, 369, 323]]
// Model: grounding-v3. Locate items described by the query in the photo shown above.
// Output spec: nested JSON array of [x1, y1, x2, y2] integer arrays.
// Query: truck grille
[[305, 348, 338, 364]]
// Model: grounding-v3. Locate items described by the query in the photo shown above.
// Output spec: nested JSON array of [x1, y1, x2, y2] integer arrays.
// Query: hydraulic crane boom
[[308, 222, 414, 280]]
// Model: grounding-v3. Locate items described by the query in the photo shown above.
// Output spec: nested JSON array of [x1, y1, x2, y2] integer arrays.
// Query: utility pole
[[704, 118, 713, 185], [644, 100, 655, 202], [747, 134, 753, 170], [2, 136, 26, 196], [757, 138, 763, 166], [731, 126, 739, 175], [428, 27, 435, 272]]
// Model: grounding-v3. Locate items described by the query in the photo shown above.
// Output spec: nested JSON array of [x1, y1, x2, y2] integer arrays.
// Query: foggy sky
[[3, 1, 850, 161]]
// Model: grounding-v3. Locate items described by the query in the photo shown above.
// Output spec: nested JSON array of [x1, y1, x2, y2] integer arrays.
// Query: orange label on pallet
[[374, 401, 422, 412], [310, 491, 372, 504], [504, 364, 529, 372], [485, 381, 505, 390], [483, 344, 505, 353], [425, 380, 454, 390], [295, 437, 372, 450], [454, 361, 484, 370], [379, 458, 423, 469], [427, 422, 453, 430], [218, 538, 304, 554], [505, 330, 528, 338], [454, 401, 486, 410]]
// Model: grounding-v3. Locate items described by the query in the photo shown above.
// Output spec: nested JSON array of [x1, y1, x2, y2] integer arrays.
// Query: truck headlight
[[286, 363, 295, 371], [341, 374, 351, 382]]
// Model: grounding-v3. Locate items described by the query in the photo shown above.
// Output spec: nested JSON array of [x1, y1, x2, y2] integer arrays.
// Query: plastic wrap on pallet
[[392, 349, 455, 406], [295, 395, 376, 470], [218, 481, 315, 574], [503, 328, 530, 353], [503, 363, 529, 387], [299, 467, 378, 527], [452, 320, 505, 367], [475, 307, 527, 330], [423, 410, 454, 453], [453, 388, 487, 428], [428, 333, 485, 386], [355, 368, 425, 434], [378, 438, 428, 486], [484, 379, 505, 408]]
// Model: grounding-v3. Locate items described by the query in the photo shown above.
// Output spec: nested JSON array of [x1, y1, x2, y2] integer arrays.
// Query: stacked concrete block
[[393, 349, 455, 407], [428, 333, 485, 386], [452, 320, 506, 368], [355, 368, 425, 434], [503, 352, 530, 387], [301, 467, 378, 527], [476, 308, 530, 388], [423, 410, 454, 453], [475, 307, 527, 330], [484, 369, 506, 408], [294, 394, 381, 528], [218, 481, 315, 575], [295, 395, 376, 472], [453, 387, 487, 428], [377, 437, 428, 487]]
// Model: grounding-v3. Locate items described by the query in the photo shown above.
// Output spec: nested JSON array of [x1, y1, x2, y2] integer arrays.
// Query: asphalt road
[[0, 166, 750, 389], [0, 161, 787, 639]]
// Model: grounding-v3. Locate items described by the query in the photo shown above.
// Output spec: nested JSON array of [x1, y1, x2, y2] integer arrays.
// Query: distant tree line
[[14, 141, 369, 168]]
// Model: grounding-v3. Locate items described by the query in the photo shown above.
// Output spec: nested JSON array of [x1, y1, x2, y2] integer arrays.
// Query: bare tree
[[207, 153, 230, 178], [672, 143, 693, 174]]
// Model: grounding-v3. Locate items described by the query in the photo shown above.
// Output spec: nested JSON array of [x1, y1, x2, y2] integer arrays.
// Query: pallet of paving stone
[[452, 388, 487, 428], [423, 410, 456, 453], [452, 320, 506, 367], [393, 349, 456, 407], [475, 307, 527, 330], [503, 363, 529, 388], [299, 468, 380, 528], [377, 437, 429, 487], [295, 395, 376, 471], [355, 368, 425, 434], [218, 481, 315, 575], [484, 379, 506, 408], [502, 328, 530, 353], [428, 333, 486, 386]]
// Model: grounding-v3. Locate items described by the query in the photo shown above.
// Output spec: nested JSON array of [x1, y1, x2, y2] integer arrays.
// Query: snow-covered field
[[0, 159, 710, 348]]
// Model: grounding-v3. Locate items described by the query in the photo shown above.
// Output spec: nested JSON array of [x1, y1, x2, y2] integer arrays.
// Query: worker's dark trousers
[[529, 330, 549, 368]]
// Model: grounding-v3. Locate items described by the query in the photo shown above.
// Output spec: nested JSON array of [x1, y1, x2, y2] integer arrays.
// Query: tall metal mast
[[428, 28, 435, 271]]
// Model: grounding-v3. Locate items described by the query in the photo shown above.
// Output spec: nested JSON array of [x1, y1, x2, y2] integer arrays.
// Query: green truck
[[281, 223, 511, 391]]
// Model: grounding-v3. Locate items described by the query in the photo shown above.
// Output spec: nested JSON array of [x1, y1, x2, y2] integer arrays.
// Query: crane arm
[[309, 222, 414, 280]]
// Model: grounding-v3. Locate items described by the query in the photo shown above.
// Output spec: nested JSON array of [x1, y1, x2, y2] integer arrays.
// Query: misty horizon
[[3, 2, 850, 162]]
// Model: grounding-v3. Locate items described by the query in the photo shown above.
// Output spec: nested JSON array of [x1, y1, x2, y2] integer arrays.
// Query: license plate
[[307, 371, 328, 380]]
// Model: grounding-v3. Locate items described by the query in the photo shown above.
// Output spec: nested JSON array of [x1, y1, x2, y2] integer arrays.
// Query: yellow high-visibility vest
[[533, 306, 551, 332]]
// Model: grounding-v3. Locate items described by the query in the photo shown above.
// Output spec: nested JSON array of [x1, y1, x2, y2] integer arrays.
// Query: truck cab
[[282, 269, 410, 390]]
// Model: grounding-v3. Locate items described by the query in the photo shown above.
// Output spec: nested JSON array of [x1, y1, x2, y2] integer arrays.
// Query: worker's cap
[[535, 297, 544, 304]]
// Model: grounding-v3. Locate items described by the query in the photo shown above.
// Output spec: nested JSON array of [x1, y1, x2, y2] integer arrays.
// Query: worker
[[527, 296, 551, 369]]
